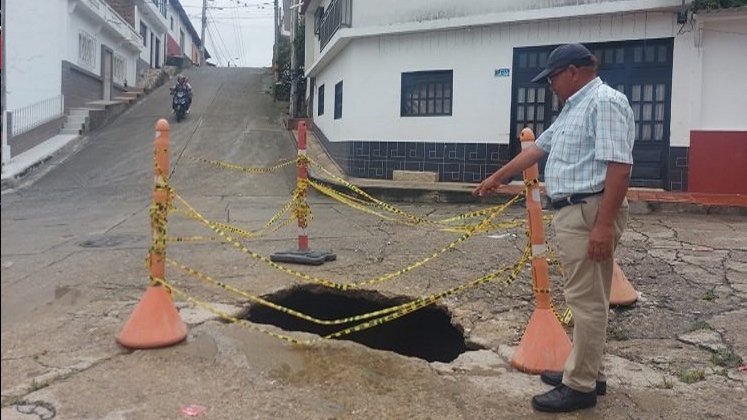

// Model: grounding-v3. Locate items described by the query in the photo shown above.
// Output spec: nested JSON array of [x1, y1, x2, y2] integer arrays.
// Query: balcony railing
[[81, 0, 142, 48], [151, 0, 167, 18], [8, 95, 65, 138], [320, 0, 352, 51]]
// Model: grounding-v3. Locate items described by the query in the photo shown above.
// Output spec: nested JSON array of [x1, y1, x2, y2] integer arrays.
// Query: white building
[[5, 0, 142, 112], [165, 0, 204, 66], [301, 0, 747, 194], [134, 0, 169, 74]]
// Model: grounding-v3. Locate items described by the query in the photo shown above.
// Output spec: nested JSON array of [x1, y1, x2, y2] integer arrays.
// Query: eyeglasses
[[546, 67, 569, 85]]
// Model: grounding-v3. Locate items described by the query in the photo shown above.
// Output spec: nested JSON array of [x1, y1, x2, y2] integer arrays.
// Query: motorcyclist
[[170, 75, 193, 113]]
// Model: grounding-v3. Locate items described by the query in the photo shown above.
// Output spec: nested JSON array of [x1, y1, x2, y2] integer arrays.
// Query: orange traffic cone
[[117, 285, 187, 348], [117, 119, 187, 349], [610, 260, 637, 306], [511, 128, 571, 373]]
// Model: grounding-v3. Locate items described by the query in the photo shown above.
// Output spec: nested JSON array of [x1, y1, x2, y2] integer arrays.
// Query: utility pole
[[273, 0, 279, 80], [289, 2, 297, 117], [1, 0, 9, 169], [200, 0, 207, 65]]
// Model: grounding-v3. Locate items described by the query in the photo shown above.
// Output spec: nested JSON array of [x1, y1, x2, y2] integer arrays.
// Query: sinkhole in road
[[245, 285, 469, 362]]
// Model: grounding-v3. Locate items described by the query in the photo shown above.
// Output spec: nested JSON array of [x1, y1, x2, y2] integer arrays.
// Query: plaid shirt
[[535, 77, 635, 201]]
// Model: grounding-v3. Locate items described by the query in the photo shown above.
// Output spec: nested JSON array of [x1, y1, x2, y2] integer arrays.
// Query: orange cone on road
[[117, 119, 187, 349], [117, 285, 187, 348], [511, 128, 571, 373], [610, 260, 637, 306]]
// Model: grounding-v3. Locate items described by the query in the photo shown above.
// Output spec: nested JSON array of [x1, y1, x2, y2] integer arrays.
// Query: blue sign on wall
[[494, 68, 511, 78]]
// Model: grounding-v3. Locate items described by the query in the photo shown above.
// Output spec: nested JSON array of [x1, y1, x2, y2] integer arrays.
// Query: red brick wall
[[689, 131, 747, 194], [104, 0, 136, 27]]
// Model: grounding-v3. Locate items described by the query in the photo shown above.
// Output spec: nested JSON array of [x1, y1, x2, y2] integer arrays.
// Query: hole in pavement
[[245, 285, 469, 362]]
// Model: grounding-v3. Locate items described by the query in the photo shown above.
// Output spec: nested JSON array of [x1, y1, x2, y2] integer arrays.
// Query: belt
[[550, 190, 604, 210]]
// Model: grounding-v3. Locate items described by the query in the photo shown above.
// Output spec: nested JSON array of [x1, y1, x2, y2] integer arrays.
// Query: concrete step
[[113, 96, 135, 104], [125, 87, 145, 94], [65, 115, 87, 124], [60, 127, 82, 135], [63, 119, 85, 128], [120, 91, 141, 98], [86, 100, 120, 109], [69, 108, 91, 116]]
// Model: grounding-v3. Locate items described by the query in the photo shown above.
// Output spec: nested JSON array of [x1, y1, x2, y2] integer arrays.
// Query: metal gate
[[510, 38, 674, 188]]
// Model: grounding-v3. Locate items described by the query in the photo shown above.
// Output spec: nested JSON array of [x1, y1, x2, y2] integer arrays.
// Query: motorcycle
[[170, 86, 189, 122]]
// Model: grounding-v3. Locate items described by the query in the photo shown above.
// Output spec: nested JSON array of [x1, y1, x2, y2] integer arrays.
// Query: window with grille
[[400, 70, 453, 117], [113, 54, 126, 84], [334, 81, 343, 120], [514, 85, 548, 137], [140, 23, 148, 46], [78, 31, 96, 69], [318, 85, 325, 116], [630, 83, 667, 142]]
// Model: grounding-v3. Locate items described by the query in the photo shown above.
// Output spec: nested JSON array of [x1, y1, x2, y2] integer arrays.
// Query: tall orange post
[[117, 119, 187, 349], [270, 121, 336, 265], [511, 128, 572, 373], [297, 121, 309, 251]]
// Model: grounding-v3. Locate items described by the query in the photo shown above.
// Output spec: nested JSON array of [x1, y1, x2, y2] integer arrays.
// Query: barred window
[[334, 81, 343, 120], [78, 31, 96, 69], [318, 84, 325, 116], [401, 70, 453, 117], [140, 22, 148, 46], [113, 54, 126, 84]]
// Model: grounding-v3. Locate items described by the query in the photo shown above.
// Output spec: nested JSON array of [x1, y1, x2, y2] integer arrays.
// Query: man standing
[[473, 43, 635, 413]]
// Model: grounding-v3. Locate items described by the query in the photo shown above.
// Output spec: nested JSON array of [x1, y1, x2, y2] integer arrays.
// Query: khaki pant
[[553, 194, 628, 392]]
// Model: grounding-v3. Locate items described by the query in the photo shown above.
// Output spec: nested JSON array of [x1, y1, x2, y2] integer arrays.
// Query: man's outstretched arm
[[472, 144, 546, 196]]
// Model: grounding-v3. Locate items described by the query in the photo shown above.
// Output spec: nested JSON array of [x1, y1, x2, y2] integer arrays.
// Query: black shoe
[[540, 371, 607, 395], [532, 384, 597, 413]]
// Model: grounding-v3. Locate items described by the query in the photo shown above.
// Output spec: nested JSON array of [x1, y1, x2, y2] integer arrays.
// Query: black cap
[[530, 43, 594, 83]]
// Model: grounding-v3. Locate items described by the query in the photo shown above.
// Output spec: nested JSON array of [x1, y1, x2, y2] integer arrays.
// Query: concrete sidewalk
[[1, 134, 81, 185], [295, 127, 747, 214]]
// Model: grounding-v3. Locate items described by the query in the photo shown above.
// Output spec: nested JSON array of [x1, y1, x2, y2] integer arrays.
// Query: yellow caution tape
[[185, 155, 297, 174], [155, 240, 531, 344], [308, 180, 524, 234], [172, 190, 517, 290], [307, 157, 523, 226]]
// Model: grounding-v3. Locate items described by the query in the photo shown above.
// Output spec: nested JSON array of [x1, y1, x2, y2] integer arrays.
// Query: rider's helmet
[[177, 75, 187, 85]]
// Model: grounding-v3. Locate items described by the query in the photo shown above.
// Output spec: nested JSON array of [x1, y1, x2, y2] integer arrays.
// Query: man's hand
[[472, 174, 504, 197], [587, 223, 614, 261], [588, 162, 631, 261], [472, 144, 546, 197]]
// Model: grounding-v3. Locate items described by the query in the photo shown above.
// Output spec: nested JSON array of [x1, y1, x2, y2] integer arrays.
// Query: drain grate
[[78, 234, 141, 248], [245, 285, 468, 362]]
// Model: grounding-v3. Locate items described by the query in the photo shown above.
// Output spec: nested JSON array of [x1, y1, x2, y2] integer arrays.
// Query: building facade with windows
[[165, 0, 204, 67], [131, 0, 169, 75], [301, 0, 747, 194], [5, 0, 142, 112]]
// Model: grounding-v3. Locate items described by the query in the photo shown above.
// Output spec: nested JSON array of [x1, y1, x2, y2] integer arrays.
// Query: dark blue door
[[510, 38, 673, 188]]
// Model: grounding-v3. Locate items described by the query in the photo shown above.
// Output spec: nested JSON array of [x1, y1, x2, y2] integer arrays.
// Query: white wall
[[69, 12, 139, 86], [699, 19, 747, 130], [137, 10, 166, 66], [314, 11, 684, 145], [167, 3, 193, 59], [6, 0, 67, 109], [305, 0, 683, 75], [353, 0, 682, 28]]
